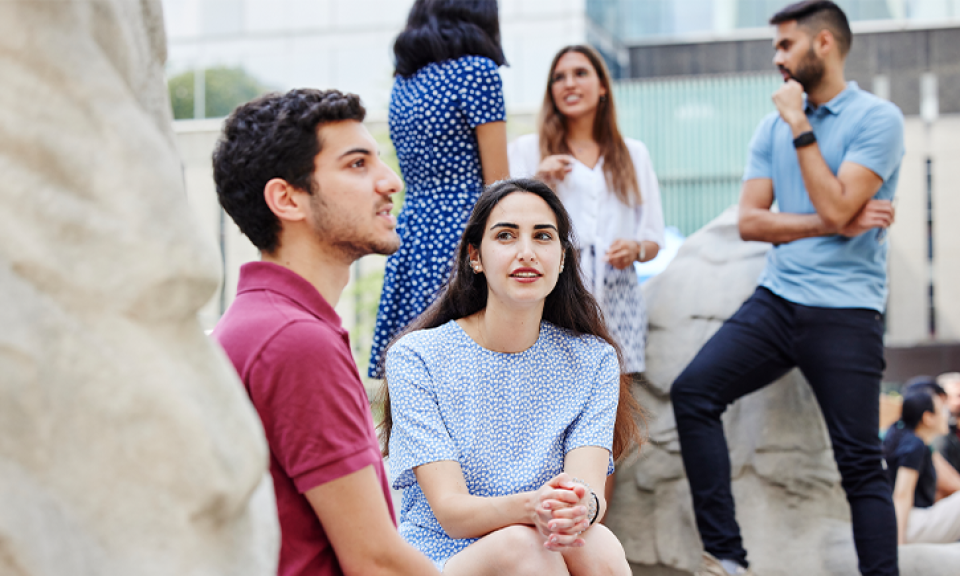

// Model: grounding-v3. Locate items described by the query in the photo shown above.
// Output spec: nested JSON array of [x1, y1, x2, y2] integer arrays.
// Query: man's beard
[[781, 47, 825, 92], [308, 191, 401, 262]]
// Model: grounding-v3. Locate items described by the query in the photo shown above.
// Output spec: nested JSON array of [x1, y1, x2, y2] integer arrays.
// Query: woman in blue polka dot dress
[[368, 0, 510, 378], [377, 179, 642, 574]]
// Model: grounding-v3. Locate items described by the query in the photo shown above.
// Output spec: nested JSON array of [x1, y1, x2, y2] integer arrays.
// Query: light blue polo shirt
[[745, 81, 904, 312]]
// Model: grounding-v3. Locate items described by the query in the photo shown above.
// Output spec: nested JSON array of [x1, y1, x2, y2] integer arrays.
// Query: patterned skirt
[[579, 246, 648, 374]]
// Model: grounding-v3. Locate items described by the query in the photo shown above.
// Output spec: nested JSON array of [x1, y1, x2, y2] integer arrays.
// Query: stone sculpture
[[607, 206, 960, 576], [0, 2, 278, 575]]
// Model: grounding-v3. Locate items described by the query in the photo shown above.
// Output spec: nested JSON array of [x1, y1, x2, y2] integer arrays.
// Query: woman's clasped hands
[[531, 473, 593, 551]]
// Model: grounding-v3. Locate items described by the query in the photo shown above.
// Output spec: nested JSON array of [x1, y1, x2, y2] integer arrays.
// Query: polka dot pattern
[[385, 320, 619, 569], [368, 55, 506, 378]]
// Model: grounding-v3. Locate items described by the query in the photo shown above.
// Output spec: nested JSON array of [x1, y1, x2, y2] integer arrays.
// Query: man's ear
[[263, 178, 308, 223], [815, 28, 834, 58]]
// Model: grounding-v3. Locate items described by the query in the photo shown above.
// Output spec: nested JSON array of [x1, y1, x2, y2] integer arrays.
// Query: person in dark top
[[902, 376, 960, 499], [883, 386, 960, 545], [934, 372, 960, 474]]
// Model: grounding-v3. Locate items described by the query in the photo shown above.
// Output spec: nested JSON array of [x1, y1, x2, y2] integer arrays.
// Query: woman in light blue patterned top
[[379, 179, 642, 574]]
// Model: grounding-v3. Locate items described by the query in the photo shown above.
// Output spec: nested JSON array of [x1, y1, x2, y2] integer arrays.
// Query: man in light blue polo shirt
[[671, 2, 904, 576]]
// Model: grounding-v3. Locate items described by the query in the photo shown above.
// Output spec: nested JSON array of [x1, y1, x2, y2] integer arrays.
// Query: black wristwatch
[[793, 131, 817, 148]]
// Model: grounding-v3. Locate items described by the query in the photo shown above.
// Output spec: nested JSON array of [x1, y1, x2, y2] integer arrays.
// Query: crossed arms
[[738, 160, 893, 245], [740, 80, 896, 245]]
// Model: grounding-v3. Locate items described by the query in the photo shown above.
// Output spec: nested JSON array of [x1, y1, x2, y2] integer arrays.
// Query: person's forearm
[[344, 534, 441, 576], [892, 495, 911, 546], [739, 207, 833, 244], [476, 121, 509, 184], [639, 240, 659, 263], [933, 452, 960, 498], [430, 491, 532, 540], [788, 118, 859, 230]]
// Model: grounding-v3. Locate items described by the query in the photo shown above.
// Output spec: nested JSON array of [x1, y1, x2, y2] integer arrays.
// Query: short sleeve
[[631, 141, 666, 248], [508, 134, 540, 179], [843, 103, 904, 182], [893, 435, 927, 472], [455, 56, 506, 129], [743, 114, 776, 181], [564, 344, 619, 456], [249, 321, 380, 494], [385, 341, 460, 490]]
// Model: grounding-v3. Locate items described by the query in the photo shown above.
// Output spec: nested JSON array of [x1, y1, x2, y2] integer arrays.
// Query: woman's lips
[[510, 268, 542, 283]]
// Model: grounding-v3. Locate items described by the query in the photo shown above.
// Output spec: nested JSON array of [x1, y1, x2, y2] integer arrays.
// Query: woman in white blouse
[[509, 44, 665, 380]]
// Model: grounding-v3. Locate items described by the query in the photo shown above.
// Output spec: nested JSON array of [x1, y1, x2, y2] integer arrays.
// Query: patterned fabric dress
[[368, 55, 505, 378], [385, 320, 619, 569]]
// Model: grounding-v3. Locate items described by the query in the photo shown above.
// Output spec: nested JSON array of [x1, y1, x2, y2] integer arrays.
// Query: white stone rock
[[0, 2, 278, 574], [609, 207, 852, 575]]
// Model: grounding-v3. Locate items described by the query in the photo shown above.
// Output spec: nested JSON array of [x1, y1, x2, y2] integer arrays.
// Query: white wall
[[886, 115, 960, 345], [162, 0, 588, 112]]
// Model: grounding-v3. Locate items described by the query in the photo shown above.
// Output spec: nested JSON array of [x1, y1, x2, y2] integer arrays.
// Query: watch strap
[[793, 131, 817, 148]]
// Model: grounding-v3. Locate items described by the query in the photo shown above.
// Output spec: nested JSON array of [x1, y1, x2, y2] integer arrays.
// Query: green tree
[[168, 66, 272, 120]]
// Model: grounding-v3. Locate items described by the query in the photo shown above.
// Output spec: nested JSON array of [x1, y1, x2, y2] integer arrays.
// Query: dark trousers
[[670, 287, 898, 576]]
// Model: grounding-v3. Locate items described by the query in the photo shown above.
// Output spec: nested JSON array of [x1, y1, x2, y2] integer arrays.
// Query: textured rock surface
[[0, 2, 277, 575], [607, 207, 851, 575], [608, 206, 957, 576]]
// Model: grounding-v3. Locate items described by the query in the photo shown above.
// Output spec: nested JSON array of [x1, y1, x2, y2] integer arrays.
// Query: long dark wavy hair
[[376, 178, 644, 462], [393, 0, 507, 77], [539, 45, 640, 206]]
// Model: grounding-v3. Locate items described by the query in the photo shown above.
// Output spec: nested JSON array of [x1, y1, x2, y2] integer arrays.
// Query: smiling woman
[[509, 45, 665, 378], [376, 178, 643, 575]]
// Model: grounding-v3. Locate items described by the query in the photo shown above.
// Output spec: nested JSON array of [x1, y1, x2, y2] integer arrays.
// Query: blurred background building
[[165, 0, 960, 381]]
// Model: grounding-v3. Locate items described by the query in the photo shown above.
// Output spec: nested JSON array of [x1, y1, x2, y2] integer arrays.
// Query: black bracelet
[[571, 477, 600, 526], [588, 490, 600, 525]]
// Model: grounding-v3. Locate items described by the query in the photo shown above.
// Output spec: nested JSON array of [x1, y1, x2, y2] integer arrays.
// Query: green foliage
[[168, 66, 272, 120], [348, 258, 388, 379]]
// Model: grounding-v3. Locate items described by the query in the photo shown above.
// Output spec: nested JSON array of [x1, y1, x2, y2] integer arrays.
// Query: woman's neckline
[[451, 317, 546, 356], [569, 153, 604, 172]]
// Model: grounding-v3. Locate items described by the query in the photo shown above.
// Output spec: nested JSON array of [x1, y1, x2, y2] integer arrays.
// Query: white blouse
[[508, 134, 665, 303]]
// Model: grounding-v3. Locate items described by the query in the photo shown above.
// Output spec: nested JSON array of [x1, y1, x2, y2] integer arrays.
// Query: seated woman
[[378, 178, 643, 575]]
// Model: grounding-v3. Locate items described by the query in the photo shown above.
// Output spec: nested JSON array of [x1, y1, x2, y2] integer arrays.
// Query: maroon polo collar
[[235, 261, 342, 328]]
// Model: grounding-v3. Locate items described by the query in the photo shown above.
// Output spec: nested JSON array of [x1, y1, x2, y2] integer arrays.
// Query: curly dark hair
[[770, 0, 852, 56], [212, 88, 366, 253], [393, 0, 507, 77]]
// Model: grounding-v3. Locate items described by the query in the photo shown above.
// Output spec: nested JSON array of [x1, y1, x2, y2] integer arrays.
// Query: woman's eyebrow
[[489, 222, 518, 230], [533, 224, 558, 231]]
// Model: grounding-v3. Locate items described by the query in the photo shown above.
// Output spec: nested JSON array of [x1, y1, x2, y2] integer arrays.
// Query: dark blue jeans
[[670, 287, 898, 576]]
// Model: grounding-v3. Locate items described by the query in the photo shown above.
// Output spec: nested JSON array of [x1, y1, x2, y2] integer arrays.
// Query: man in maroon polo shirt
[[211, 89, 440, 576]]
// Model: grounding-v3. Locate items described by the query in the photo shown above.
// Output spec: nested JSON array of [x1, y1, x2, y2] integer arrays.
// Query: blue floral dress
[[385, 320, 619, 569], [368, 55, 505, 378]]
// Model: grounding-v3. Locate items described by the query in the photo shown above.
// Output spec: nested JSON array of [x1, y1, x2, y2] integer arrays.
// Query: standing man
[[934, 372, 960, 474], [211, 89, 441, 576], [670, 2, 904, 576]]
